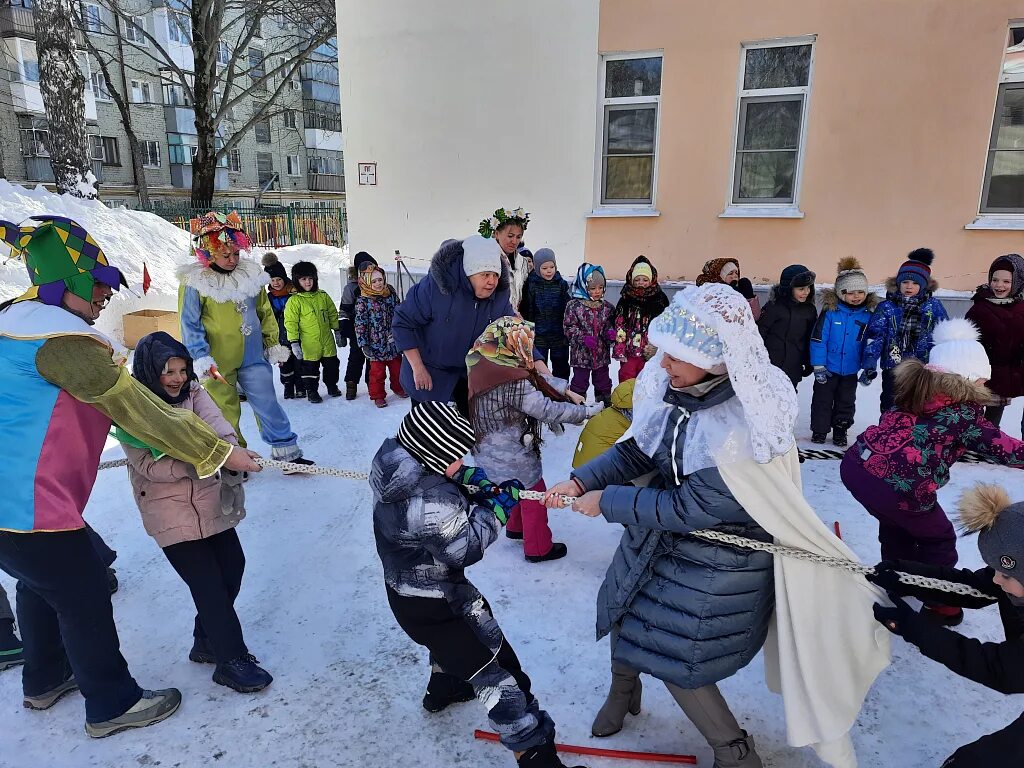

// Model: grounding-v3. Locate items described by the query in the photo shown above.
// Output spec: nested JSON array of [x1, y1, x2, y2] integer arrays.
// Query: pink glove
[[583, 335, 598, 351]]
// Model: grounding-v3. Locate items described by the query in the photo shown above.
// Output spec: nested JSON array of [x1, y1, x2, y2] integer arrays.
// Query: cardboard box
[[122, 309, 181, 349]]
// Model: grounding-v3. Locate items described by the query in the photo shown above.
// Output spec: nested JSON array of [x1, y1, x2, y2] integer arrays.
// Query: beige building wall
[[588, 0, 1024, 290]]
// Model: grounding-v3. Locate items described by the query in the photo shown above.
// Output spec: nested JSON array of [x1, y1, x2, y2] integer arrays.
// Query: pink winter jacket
[[123, 382, 244, 548]]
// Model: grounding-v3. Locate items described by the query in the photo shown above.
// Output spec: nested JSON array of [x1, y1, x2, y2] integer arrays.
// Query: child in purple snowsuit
[[563, 263, 614, 405], [841, 318, 1024, 625]]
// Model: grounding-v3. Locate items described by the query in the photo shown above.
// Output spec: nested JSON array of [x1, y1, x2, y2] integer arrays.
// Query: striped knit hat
[[397, 402, 477, 476], [897, 248, 935, 292]]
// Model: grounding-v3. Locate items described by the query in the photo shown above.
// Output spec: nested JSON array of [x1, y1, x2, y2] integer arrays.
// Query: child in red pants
[[611, 256, 668, 384], [466, 317, 601, 562], [355, 264, 407, 408]]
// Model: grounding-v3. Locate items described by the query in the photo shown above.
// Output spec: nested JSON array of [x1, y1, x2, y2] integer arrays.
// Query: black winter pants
[[162, 529, 247, 664], [0, 529, 142, 723], [343, 330, 370, 384], [535, 345, 570, 382], [880, 368, 897, 412], [300, 356, 340, 394], [385, 586, 554, 752], [279, 353, 298, 387], [810, 373, 858, 434], [84, 523, 116, 567], [941, 711, 1024, 766]]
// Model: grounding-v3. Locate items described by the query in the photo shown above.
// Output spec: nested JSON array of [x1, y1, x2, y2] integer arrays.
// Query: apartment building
[[0, 0, 345, 209]]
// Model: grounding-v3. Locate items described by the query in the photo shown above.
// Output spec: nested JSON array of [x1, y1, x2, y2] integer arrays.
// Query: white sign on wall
[[358, 162, 377, 185]]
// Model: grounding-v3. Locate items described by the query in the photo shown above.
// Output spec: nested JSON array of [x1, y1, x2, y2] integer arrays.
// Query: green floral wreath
[[478, 206, 530, 239]]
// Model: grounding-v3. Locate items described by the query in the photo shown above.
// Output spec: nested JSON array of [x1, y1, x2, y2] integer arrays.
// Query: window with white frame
[[130, 79, 152, 103], [286, 154, 300, 176], [217, 41, 230, 66], [81, 3, 101, 32], [17, 38, 39, 82], [142, 140, 160, 167], [228, 148, 242, 172], [981, 26, 1024, 213], [167, 11, 190, 43], [123, 15, 146, 44], [598, 53, 662, 206], [90, 71, 111, 100], [730, 39, 814, 206], [90, 135, 119, 165]]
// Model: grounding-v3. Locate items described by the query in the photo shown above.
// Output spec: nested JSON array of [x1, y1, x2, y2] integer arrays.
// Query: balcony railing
[[307, 172, 344, 192], [0, 5, 32, 36]]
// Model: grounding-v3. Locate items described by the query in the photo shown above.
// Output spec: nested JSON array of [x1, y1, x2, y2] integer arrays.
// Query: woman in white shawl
[[547, 283, 890, 768]]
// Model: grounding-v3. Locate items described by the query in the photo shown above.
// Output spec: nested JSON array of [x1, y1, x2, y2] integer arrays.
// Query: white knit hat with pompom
[[927, 318, 992, 382]]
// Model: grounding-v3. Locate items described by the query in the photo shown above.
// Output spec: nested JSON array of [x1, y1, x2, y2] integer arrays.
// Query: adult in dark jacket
[[757, 264, 817, 388], [520, 248, 571, 380], [338, 250, 377, 399], [393, 236, 546, 416], [868, 483, 1024, 767], [546, 284, 802, 768], [965, 253, 1024, 427]]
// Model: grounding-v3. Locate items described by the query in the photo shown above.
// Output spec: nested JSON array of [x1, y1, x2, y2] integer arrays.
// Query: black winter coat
[[965, 287, 1024, 399], [899, 564, 1024, 766], [757, 286, 817, 386]]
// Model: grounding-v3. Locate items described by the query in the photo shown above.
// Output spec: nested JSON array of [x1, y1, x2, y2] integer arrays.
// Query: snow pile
[[0, 180, 351, 342]]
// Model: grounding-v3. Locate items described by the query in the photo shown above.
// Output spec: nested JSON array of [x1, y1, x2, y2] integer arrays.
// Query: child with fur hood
[[842, 319, 1024, 625], [756, 264, 817, 388], [262, 253, 299, 399], [466, 317, 599, 563], [809, 258, 880, 447], [965, 253, 1024, 428], [866, 483, 1024, 766], [369, 402, 584, 768], [563, 263, 615, 404], [611, 255, 669, 384], [354, 263, 407, 408], [861, 248, 949, 411], [284, 261, 342, 403], [116, 332, 271, 694]]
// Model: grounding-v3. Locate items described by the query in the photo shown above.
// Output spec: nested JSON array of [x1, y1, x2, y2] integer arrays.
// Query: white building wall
[[335, 0, 599, 269]]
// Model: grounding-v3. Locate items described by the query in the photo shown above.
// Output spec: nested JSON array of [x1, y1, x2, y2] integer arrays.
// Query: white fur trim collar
[[177, 258, 269, 303]]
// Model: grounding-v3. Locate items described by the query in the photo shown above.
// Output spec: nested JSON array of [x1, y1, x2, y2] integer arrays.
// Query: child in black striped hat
[[368, 402, 584, 768]]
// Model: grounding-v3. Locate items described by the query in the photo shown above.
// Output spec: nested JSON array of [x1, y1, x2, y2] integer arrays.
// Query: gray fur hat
[[989, 253, 1024, 298], [959, 484, 1024, 577]]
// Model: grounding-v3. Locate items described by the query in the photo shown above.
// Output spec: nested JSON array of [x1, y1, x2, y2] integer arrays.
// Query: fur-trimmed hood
[[428, 238, 510, 297], [176, 258, 269, 303], [819, 287, 881, 313], [885, 275, 939, 296]]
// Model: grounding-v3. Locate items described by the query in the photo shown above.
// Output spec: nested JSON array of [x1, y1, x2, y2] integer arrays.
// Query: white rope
[[97, 455, 991, 599]]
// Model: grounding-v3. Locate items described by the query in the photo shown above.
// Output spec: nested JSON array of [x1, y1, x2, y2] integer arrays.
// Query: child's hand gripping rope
[[456, 467, 524, 525]]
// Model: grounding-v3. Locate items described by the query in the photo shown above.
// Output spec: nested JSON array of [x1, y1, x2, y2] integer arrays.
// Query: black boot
[[345, 382, 357, 400], [283, 383, 296, 400], [0, 619, 24, 672], [213, 654, 273, 693], [526, 542, 568, 563], [107, 567, 119, 594], [517, 741, 586, 767], [327, 385, 343, 398], [422, 671, 475, 713], [811, 432, 827, 444], [188, 636, 216, 664], [832, 428, 848, 448], [308, 389, 323, 404]]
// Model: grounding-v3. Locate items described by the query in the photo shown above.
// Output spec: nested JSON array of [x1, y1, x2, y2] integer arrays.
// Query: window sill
[[965, 215, 1024, 231], [719, 204, 804, 219], [586, 207, 660, 218]]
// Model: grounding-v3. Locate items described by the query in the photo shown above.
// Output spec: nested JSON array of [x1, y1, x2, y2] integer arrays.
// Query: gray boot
[[591, 663, 642, 737], [664, 682, 763, 768]]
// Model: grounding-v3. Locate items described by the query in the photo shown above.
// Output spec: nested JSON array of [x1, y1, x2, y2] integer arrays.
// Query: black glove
[[867, 561, 996, 609], [335, 329, 347, 347], [872, 595, 919, 639], [801, 364, 814, 378], [734, 277, 756, 301]]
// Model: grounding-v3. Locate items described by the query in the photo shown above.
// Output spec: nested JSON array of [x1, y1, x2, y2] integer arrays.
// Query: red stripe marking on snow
[[473, 730, 698, 764], [834, 521, 843, 540]]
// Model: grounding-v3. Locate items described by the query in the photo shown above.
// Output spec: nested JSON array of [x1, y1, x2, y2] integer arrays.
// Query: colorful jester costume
[[177, 211, 301, 459]]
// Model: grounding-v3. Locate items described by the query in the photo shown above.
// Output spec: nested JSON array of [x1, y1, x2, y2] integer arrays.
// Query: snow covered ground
[[1, 364, 1022, 768]]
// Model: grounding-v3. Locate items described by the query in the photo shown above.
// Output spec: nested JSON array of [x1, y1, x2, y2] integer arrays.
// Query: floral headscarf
[[466, 316, 536, 370], [695, 258, 741, 287], [570, 263, 607, 302], [190, 211, 251, 265], [358, 264, 391, 298]]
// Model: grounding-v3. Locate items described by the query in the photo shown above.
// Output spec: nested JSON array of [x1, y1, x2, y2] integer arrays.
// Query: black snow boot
[[107, 567, 119, 594], [832, 428, 848, 448], [345, 382, 357, 400], [422, 671, 475, 713], [283, 383, 297, 399], [811, 432, 826, 444], [308, 389, 323, 404], [0, 619, 24, 672], [327, 385, 343, 398], [213, 654, 273, 693], [517, 741, 586, 767], [188, 637, 216, 664]]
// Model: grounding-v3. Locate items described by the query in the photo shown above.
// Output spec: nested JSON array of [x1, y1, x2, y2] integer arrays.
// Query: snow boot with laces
[[213, 654, 273, 693], [188, 636, 216, 664], [85, 688, 182, 737], [516, 741, 586, 767], [422, 670, 475, 713], [832, 428, 848, 448], [591, 665, 642, 737]]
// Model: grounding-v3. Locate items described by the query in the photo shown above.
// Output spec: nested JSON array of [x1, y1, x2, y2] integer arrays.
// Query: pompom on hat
[[262, 252, 288, 282], [835, 257, 869, 296], [896, 247, 934, 293], [190, 211, 251, 266], [0, 215, 128, 305], [926, 318, 992, 382], [958, 483, 1024, 579]]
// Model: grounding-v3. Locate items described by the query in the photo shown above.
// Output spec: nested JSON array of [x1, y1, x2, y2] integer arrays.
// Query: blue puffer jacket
[[572, 380, 774, 690], [810, 288, 879, 376], [862, 277, 949, 371], [392, 240, 514, 402]]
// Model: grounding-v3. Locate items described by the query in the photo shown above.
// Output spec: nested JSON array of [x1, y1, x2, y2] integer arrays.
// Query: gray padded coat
[[572, 380, 775, 690]]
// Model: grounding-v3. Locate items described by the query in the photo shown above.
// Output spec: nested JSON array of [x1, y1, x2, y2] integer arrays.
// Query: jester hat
[[190, 211, 251, 265], [0, 215, 127, 306]]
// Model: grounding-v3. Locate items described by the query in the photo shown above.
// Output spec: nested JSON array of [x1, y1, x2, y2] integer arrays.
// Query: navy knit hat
[[397, 402, 477, 476], [897, 248, 934, 293]]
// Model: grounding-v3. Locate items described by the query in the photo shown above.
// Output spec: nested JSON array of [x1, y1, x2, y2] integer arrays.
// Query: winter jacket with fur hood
[[122, 381, 244, 548], [965, 287, 1024, 399], [810, 289, 880, 376], [757, 284, 818, 386], [571, 380, 774, 690], [370, 437, 501, 624], [391, 240, 515, 401], [862, 277, 949, 372]]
